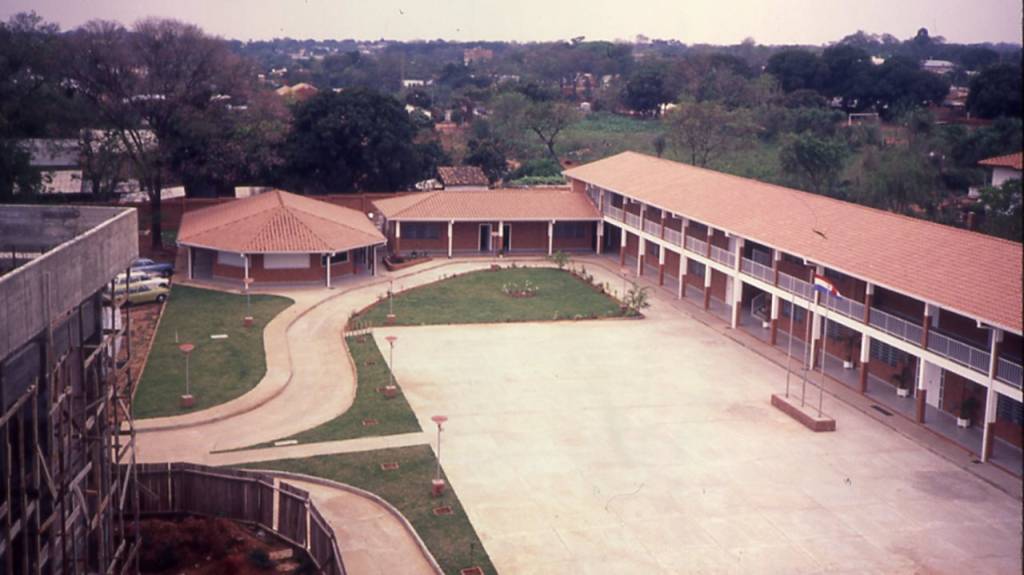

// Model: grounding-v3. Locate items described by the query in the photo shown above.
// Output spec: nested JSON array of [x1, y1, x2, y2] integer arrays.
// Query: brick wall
[[709, 267, 728, 299], [664, 249, 681, 278]]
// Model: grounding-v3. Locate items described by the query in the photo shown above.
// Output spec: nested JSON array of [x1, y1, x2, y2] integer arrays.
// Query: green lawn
[[350, 267, 624, 328], [241, 446, 495, 575], [235, 335, 421, 449], [133, 285, 293, 419]]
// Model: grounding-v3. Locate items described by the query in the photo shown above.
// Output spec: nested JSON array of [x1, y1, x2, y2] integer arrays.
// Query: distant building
[[275, 82, 319, 101], [402, 78, 431, 88], [922, 59, 956, 75], [463, 47, 494, 65], [18, 138, 84, 194], [980, 152, 1023, 187], [437, 166, 490, 190]]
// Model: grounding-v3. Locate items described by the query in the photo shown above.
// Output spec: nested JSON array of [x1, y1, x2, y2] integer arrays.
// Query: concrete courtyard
[[377, 274, 1023, 574]]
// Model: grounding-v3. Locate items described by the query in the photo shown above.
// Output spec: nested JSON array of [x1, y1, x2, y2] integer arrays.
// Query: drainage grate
[[433, 505, 454, 516], [870, 405, 893, 416]]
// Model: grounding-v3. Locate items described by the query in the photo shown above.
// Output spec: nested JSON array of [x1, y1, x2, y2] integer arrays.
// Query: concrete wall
[[0, 206, 138, 360]]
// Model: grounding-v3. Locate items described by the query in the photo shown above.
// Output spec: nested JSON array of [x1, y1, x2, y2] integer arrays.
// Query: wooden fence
[[135, 462, 346, 575]]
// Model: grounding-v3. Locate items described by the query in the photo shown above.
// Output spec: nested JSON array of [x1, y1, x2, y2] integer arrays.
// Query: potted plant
[[891, 365, 912, 397], [957, 396, 978, 428]]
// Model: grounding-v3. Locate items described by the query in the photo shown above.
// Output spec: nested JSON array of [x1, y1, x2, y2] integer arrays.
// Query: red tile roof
[[437, 166, 489, 187], [979, 152, 1023, 171], [373, 188, 600, 222], [178, 190, 385, 254], [565, 152, 1023, 334]]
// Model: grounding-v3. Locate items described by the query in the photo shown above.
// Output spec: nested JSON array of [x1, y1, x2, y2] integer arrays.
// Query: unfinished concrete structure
[[1, 205, 140, 573]]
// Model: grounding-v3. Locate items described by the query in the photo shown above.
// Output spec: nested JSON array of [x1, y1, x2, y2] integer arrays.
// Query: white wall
[[992, 167, 1021, 187], [264, 253, 310, 269], [217, 251, 245, 267]]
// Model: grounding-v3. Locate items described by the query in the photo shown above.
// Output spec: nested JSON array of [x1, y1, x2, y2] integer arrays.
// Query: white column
[[981, 329, 1003, 462], [395, 221, 401, 239], [243, 253, 250, 288], [658, 246, 666, 266], [637, 236, 645, 274], [770, 292, 780, 321], [860, 333, 871, 364], [187, 247, 193, 280], [325, 253, 332, 287], [678, 255, 687, 299], [547, 220, 554, 256], [447, 220, 454, 258], [371, 245, 377, 276], [620, 228, 627, 248], [596, 221, 604, 255], [498, 220, 504, 253]]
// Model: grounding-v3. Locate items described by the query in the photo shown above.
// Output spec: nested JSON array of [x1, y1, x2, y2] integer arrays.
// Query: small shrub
[[623, 281, 651, 316], [549, 250, 570, 270]]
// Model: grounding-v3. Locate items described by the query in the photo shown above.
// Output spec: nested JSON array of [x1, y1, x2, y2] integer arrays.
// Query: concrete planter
[[761, 320, 771, 329], [179, 394, 195, 408], [383, 384, 398, 398], [243, 315, 254, 327], [897, 387, 911, 398], [843, 360, 854, 369], [956, 417, 970, 428]]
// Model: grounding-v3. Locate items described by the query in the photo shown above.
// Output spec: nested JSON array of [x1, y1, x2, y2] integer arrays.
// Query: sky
[[1, 0, 1021, 45]]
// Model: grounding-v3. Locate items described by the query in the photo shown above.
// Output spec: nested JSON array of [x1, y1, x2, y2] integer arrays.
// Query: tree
[[866, 56, 949, 118], [765, 49, 826, 93], [820, 44, 873, 109], [779, 133, 849, 196], [967, 63, 1023, 119], [959, 46, 999, 71], [68, 18, 251, 248], [860, 147, 939, 214], [491, 92, 578, 164], [464, 138, 507, 183], [666, 102, 754, 167], [281, 89, 433, 193], [622, 63, 673, 116], [978, 179, 1022, 241]]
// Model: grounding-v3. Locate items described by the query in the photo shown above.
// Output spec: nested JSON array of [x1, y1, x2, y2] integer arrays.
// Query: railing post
[[863, 283, 873, 324], [922, 303, 934, 349]]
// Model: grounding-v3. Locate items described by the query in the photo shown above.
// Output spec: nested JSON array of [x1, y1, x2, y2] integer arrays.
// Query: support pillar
[[394, 221, 402, 255], [637, 237, 645, 276], [187, 247, 193, 280], [702, 269, 711, 310], [351, 249, 357, 275], [447, 220, 453, 258], [981, 329, 1003, 462], [371, 245, 377, 276], [498, 220, 504, 254], [596, 221, 604, 255], [679, 255, 687, 299], [547, 220, 554, 256], [325, 253, 332, 288], [922, 303, 934, 348], [863, 283, 874, 323], [619, 230, 627, 266], [658, 247, 665, 286], [730, 276, 742, 329], [769, 293, 780, 345], [243, 253, 250, 290], [809, 303, 821, 369], [915, 359, 927, 423], [772, 250, 780, 286], [859, 333, 870, 393]]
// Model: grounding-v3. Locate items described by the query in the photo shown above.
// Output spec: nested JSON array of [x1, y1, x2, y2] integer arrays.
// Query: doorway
[[479, 224, 492, 252], [502, 224, 511, 251]]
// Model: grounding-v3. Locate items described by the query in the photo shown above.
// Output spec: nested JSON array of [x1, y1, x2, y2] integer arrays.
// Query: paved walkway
[[373, 256, 1022, 575], [284, 478, 437, 575]]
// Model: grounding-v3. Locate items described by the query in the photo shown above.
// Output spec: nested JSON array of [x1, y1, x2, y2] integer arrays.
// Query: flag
[[813, 274, 840, 297]]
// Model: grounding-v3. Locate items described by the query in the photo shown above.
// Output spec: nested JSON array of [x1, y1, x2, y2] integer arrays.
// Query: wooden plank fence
[[134, 463, 346, 575]]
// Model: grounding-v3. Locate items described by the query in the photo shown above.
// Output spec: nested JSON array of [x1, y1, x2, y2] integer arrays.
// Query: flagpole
[[819, 292, 829, 417], [784, 296, 796, 398]]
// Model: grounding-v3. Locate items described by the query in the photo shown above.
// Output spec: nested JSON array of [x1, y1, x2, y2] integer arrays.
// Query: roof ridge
[[589, 150, 1023, 248], [392, 190, 441, 218], [286, 202, 381, 242], [268, 207, 333, 252], [177, 197, 279, 243]]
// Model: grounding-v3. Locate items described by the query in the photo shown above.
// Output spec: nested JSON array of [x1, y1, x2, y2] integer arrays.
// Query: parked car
[[114, 270, 160, 285], [117, 282, 170, 306], [130, 257, 174, 277]]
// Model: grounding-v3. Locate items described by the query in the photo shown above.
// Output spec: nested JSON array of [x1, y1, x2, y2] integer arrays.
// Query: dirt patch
[[137, 516, 309, 575]]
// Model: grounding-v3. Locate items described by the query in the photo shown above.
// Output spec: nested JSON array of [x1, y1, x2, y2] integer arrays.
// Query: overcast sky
[[2, 0, 1021, 45]]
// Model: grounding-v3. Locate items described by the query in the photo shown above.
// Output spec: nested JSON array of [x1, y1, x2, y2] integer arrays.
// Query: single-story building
[[979, 152, 1023, 187], [177, 190, 386, 286], [373, 188, 600, 257], [437, 166, 490, 190]]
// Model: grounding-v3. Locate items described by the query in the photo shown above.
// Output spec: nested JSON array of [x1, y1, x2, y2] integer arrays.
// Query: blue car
[[130, 257, 174, 277]]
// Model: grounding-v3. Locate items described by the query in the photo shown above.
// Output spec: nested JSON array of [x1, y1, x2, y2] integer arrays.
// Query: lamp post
[[431, 415, 448, 497], [386, 279, 396, 325], [384, 335, 398, 398], [243, 277, 254, 327], [179, 343, 195, 408]]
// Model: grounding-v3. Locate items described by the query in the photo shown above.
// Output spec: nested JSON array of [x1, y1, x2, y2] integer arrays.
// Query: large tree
[[491, 91, 579, 164], [622, 63, 673, 117], [666, 102, 754, 167], [765, 49, 826, 93], [281, 89, 435, 193], [68, 18, 251, 248], [967, 63, 1023, 119], [779, 133, 849, 196]]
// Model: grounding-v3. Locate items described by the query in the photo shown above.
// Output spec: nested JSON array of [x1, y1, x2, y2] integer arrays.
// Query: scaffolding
[[1, 204, 140, 574]]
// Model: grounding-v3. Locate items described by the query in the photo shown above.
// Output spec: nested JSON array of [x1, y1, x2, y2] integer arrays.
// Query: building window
[[403, 223, 440, 240], [870, 339, 908, 367], [217, 251, 245, 267], [688, 259, 705, 278], [263, 253, 309, 269], [322, 252, 349, 266], [554, 222, 588, 238]]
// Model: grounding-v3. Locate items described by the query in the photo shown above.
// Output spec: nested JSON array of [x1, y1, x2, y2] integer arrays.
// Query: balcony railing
[[684, 236, 707, 255], [869, 307, 924, 345], [750, 250, 773, 267], [927, 330, 990, 374], [664, 227, 683, 246], [643, 219, 661, 236], [821, 293, 866, 321], [740, 257, 774, 283], [777, 271, 815, 301], [624, 211, 642, 229], [996, 357, 1023, 389], [709, 245, 735, 267], [603, 204, 624, 221]]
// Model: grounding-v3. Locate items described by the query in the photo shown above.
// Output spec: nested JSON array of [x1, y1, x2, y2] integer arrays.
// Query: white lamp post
[[384, 335, 398, 398], [431, 415, 448, 497], [179, 343, 195, 408]]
